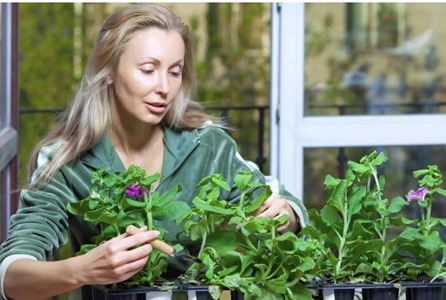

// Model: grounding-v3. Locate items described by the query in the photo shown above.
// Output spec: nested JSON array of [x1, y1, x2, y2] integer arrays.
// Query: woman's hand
[[252, 193, 298, 233], [75, 229, 160, 285], [3, 229, 160, 300]]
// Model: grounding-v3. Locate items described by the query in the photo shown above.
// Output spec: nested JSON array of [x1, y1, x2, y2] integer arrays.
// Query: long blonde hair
[[28, 4, 218, 187]]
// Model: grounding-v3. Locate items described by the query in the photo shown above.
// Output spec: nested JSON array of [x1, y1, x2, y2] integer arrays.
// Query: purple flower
[[406, 187, 429, 202], [125, 184, 149, 199]]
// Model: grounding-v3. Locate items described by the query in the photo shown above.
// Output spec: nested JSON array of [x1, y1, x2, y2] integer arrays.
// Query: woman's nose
[[155, 72, 170, 95]]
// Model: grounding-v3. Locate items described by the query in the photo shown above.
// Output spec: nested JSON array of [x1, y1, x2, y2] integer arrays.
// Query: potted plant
[[301, 151, 446, 300], [69, 152, 446, 300], [176, 171, 323, 299], [67, 165, 190, 289], [399, 164, 446, 300]]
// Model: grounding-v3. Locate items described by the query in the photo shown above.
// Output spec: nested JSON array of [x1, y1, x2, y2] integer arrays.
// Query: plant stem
[[242, 234, 257, 252], [264, 225, 276, 276], [425, 203, 432, 234], [239, 190, 246, 218], [334, 191, 350, 283], [370, 163, 387, 283], [285, 276, 302, 288], [198, 216, 208, 257]]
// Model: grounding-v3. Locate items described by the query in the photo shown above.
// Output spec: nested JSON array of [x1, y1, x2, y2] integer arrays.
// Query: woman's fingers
[[80, 229, 160, 285], [252, 194, 294, 233], [254, 194, 287, 218]]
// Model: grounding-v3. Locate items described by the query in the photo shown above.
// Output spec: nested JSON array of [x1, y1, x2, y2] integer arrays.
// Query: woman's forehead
[[121, 28, 185, 64]]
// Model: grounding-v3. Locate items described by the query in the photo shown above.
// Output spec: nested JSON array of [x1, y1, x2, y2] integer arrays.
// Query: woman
[[0, 4, 307, 299]]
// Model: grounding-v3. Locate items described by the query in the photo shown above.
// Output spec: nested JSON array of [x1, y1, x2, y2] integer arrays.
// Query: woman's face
[[111, 27, 185, 127]]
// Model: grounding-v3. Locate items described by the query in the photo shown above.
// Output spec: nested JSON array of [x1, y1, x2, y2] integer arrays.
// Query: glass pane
[[305, 3, 446, 116], [303, 146, 446, 223]]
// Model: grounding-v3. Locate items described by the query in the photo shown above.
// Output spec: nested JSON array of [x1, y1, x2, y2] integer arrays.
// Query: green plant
[[302, 151, 446, 285], [400, 165, 446, 282], [67, 167, 321, 298], [67, 165, 190, 286], [346, 152, 415, 283], [178, 171, 322, 300]]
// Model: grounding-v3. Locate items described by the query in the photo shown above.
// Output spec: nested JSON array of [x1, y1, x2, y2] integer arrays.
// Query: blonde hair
[[28, 4, 219, 187]]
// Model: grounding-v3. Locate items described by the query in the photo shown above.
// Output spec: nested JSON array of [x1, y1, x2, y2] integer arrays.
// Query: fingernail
[[154, 230, 160, 237]]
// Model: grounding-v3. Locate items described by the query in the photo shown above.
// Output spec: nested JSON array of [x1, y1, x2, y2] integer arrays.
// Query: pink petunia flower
[[406, 187, 429, 202], [125, 184, 149, 198]]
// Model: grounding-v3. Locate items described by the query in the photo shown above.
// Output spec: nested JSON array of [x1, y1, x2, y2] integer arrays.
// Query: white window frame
[[270, 2, 446, 201], [0, 3, 19, 240]]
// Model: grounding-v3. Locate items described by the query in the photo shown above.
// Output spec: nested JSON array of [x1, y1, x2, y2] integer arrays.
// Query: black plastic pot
[[334, 288, 355, 300], [361, 287, 398, 300], [82, 285, 244, 300], [406, 286, 443, 300], [316, 285, 356, 300], [314, 282, 446, 300]]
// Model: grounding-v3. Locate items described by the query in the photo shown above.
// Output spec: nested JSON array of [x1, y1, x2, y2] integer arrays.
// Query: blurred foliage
[[195, 3, 271, 172], [19, 3, 75, 186]]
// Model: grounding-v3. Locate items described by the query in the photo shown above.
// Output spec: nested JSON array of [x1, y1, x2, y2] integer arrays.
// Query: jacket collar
[[81, 134, 126, 172], [80, 127, 200, 176], [162, 127, 200, 179]]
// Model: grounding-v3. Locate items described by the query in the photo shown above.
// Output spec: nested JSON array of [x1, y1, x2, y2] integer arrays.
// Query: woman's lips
[[144, 102, 167, 114]]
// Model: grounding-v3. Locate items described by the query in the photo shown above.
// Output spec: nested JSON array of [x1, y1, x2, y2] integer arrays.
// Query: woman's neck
[[110, 123, 162, 151], [108, 124, 165, 176]]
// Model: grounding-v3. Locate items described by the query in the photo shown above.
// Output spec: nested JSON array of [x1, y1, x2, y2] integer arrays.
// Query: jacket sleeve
[[0, 168, 73, 263], [0, 144, 74, 263]]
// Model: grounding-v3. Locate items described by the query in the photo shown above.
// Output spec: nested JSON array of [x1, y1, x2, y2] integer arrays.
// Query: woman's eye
[[170, 68, 182, 77], [141, 69, 154, 74], [170, 71, 182, 77]]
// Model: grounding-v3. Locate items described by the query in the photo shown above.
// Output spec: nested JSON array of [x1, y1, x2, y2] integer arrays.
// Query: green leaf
[[386, 196, 408, 215], [327, 179, 347, 213], [211, 174, 231, 191], [193, 199, 236, 215], [153, 201, 191, 221], [206, 230, 241, 256], [348, 161, 370, 174], [122, 197, 146, 209], [323, 174, 341, 189], [347, 185, 366, 215], [287, 283, 312, 300], [83, 207, 117, 224], [67, 198, 95, 216], [234, 171, 254, 191], [152, 185, 182, 207], [399, 227, 420, 241], [139, 172, 161, 187], [320, 205, 342, 226], [417, 231, 442, 254], [245, 187, 271, 213]]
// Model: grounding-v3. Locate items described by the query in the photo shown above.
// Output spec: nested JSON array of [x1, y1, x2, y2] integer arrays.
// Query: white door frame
[[270, 2, 446, 201]]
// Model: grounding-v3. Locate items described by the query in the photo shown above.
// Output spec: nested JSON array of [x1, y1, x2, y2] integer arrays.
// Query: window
[[270, 3, 446, 210]]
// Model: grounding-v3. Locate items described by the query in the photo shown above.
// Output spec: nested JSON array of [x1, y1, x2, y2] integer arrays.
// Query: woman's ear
[[106, 75, 113, 84]]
